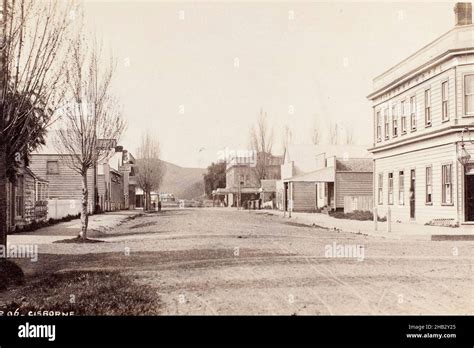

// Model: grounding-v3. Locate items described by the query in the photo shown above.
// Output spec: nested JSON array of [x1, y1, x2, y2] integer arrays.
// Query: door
[[465, 174, 474, 221], [328, 182, 334, 210], [410, 169, 415, 219], [284, 182, 289, 211]]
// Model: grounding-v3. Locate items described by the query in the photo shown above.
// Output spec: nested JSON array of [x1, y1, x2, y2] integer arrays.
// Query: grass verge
[[1, 270, 160, 315]]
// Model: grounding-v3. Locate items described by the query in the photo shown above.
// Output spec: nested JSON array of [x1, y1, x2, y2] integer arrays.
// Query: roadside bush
[[0, 260, 25, 290], [330, 210, 386, 222]]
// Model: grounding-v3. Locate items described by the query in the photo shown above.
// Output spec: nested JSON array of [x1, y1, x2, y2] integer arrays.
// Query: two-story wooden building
[[368, 3, 474, 225], [214, 151, 282, 207]]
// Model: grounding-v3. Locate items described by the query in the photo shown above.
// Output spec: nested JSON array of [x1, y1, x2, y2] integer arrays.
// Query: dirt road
[[6, 208, 474, 315]]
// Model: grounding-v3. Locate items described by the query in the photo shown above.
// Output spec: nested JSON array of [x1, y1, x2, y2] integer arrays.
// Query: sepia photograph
[[0, 0, 473, 346]]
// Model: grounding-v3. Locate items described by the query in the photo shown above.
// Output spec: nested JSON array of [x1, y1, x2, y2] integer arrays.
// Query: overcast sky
[[83, 1, 458, 168]]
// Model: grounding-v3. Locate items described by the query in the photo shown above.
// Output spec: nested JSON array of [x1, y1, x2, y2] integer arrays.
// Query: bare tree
[[54, 36, 125, 240], [328, 121, 356, 145], [329, 121, 339, 145], [281, 124, 292, 156], [135, 132, 165, 211], [345, 126, 355, 145], [0, 0, 74, 247], [311, 116, 321, 145], [249, 108, 273, 182]]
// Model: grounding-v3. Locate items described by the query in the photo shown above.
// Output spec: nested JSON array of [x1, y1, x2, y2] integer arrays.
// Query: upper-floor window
[[410, 96, 417, 131], [46, 160, 59, 175], [392, 104, 398, 137], [384, 109, 389, 140], [465, 74, 474, 116], [442, 80, 449, 121], [376, 110, 382, 142], [425, 166, 432, 204], [401, 100, 407, 134], [424, 89, 431, 127]]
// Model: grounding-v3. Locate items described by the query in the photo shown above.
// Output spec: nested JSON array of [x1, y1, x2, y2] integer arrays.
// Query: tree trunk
[[79, 172, 89, 239], [0, 141, 7, 248], [145, 190, 150, 211]]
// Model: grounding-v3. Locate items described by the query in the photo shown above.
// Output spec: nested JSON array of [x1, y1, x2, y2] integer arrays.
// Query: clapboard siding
[[292, 182, 316, 212], [29, 155, 94, 209], [374, 142, 458, 224], [335, 172, 373, 209], [373, 64, 456, 145], [369, 25, 474, 226]]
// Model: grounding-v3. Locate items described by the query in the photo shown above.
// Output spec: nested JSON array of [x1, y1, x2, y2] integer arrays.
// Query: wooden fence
[[344, 196, 373, 213]]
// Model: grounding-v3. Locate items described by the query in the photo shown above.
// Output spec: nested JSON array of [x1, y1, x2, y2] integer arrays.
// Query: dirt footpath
[[6, 208, 474, 315]]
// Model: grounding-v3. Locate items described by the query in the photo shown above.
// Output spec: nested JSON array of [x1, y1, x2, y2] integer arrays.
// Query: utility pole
[[237, 175, 241, 209]]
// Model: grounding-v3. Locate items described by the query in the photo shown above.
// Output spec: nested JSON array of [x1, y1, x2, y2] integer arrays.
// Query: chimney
[[454, 2, 472, 26]]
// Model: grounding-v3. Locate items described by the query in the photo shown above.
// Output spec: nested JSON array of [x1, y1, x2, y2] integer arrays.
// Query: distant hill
[[159, 161, 206, 200]]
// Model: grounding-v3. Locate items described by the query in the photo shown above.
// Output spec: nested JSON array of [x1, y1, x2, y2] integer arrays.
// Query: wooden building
[[214, 151, 282, 207], [97, 149, 137, 212], [97, 164, 123, 212], [5, 165, 48, 231], [279, 144, 372, 213], [30, 154, 94, 218], [367, 3, 474, 225]]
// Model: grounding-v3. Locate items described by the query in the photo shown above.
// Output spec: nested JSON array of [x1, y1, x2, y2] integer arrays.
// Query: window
[[388, 172, 393, 205], [442, 164, 453, 204], [46, 160, 59, 175], [376, 111, 382, 141], [425, 166, 432, 204], [465, 74, 474, 115], [378, 173, 383, 205], [399, 171, 404, 205], [392, 104, 398, 137], [401, 100, 407, 134], [36, 182, 48, 201], [410, 96, 417, 131], [442, 81, 449, 121], [15, 175, 24, 218], [424, 89, 431, 126], [318, 183, 323, 199], [384, 109, 389, 140]]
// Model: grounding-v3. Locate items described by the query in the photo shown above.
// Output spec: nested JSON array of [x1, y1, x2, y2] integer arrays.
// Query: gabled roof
[[336, 158, 373, 172], [284, 166, 335, 183], [24, 166, 48, 183]]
